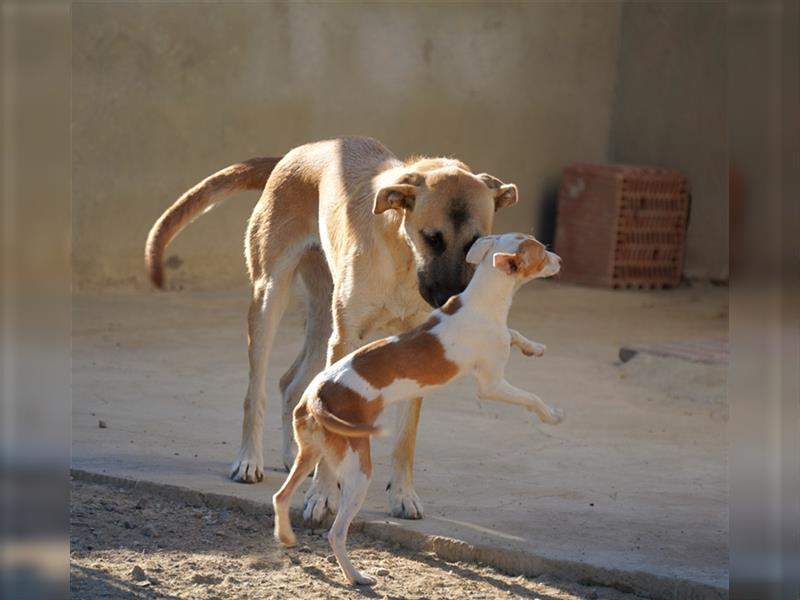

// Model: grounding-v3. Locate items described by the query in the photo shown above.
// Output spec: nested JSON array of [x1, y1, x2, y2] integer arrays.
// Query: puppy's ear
[[492, 252, 521, 275], [465, 236, 496, 264], [373, 172, 425, 215], [477, 173, 518, 211]]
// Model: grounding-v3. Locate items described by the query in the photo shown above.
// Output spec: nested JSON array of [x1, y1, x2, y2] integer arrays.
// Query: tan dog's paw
[[522, 342, 546, 357], [230, 446, 264, 483], [387, 482, 424, 520], [542, 406, 565, 425], [302, 485, 337, 527]]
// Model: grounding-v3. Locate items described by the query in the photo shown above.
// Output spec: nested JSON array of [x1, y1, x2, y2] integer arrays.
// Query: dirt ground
[[70, 479, 649, 600], [72, 285, 727, 598]]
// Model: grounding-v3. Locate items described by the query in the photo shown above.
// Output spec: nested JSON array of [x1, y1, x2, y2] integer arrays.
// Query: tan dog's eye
[[421, 230, 446, 254]]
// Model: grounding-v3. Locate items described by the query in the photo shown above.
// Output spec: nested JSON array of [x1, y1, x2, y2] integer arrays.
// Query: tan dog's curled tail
[[308, 401, 383, 438], [145, 156, 281, 288]]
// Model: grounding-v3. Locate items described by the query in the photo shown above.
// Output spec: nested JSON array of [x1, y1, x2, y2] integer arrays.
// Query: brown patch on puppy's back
[[315, 381, 384, 464], [318, 381, 384, 430], [351, 318, 457, 389]]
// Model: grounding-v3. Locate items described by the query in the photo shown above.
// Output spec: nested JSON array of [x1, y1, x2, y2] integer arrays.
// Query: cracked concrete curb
[[70, 468, 727, 600]]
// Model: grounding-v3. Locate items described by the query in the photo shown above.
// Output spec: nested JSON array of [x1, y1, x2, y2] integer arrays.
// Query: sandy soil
[[70, 479, 649, 600], [72, 285, 727, 597]]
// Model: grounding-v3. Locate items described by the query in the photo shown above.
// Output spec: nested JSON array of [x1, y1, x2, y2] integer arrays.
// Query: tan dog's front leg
[[387, 397, 424, 519], [509, 328, 546, 357], [231, 273, 294, 483], [478, 378, 564, 425]]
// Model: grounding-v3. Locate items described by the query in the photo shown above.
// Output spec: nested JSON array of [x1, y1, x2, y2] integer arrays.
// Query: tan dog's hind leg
[[478, 378, 564, 425], [387, 397, 424, 519], [328, 442, 375, 586], [279, 249, 332, 471], [231, 269, 295, 483], [509, 328, 546, 357]]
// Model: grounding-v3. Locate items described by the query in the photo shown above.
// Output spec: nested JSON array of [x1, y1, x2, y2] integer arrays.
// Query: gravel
[[70, 479, 648, 600]]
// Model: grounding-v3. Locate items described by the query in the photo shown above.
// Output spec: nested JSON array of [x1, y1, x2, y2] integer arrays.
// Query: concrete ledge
[[71, 468, 727, 600]]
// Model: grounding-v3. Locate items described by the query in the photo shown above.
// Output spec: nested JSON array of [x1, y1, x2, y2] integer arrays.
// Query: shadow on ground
[[70, 478, 632, 600]]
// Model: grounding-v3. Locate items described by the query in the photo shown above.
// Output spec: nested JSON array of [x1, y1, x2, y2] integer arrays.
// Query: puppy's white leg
[[509, 328, 546, 357], [478, 378, 564, 425], [231, 272, 294, 483], [328, 447, 375, 586], [273, 444, 321, 547], [387, 397, 424, 519]]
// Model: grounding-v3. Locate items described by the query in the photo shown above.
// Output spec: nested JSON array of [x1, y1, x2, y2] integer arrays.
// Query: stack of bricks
[[554, 163, 690, 289]]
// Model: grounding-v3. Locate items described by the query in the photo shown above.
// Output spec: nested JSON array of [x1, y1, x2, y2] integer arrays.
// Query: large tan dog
[[145, 136, 518, 524]]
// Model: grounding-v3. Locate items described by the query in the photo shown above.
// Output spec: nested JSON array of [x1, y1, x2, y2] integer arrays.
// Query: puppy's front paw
[[522, 342, 546, 357], [542, 406, 565, 425]]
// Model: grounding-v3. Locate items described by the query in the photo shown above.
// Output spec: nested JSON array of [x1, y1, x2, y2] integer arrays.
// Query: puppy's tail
[[145, 156, 281, 289], [308, 402, 383, 438]]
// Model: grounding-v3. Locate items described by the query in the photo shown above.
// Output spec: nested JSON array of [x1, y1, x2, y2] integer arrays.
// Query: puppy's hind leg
[[328, 440, 375, 586], [273, 420, 321, 547]]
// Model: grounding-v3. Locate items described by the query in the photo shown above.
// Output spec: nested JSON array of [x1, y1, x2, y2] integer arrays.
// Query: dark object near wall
[[554, 163, 689, 289]]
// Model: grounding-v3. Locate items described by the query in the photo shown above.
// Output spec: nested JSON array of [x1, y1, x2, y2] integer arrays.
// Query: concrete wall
[[73, 2, 728, 289], [609, 2, 728, 280], [72, 2, 622, 289]]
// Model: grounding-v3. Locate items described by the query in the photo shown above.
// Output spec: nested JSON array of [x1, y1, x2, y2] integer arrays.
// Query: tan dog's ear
[[373, 172, 424, 215], [465, 236, 496, 265], [373, 184, 417, 214], [492, 252, 521, 275], [477, 173, 518, 211]]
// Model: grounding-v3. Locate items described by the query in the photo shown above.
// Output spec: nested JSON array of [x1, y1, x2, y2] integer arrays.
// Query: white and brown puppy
[[145, 137, 519, 524], [273, 233, 564, 586]]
